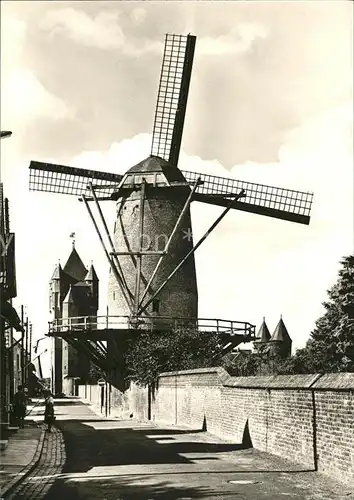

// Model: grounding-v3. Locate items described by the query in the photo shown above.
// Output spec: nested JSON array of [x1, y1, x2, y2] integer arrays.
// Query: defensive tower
[[49, 244, 99, 394]]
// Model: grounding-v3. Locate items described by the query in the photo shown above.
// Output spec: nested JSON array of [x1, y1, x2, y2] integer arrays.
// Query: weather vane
[[69, 232, 75, 248]]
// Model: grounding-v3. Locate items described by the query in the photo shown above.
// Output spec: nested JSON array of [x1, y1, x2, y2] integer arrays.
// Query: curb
[[1, 426, 46, 499]]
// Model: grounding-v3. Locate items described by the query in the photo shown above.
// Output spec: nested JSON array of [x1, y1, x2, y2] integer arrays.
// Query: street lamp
[[34, 337, 48, 354], [21, 349, 48, 372], [0, 131, 12, 139]]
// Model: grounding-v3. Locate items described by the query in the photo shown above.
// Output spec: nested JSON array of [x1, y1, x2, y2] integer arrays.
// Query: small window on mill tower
[[152, 299, 160, 313]]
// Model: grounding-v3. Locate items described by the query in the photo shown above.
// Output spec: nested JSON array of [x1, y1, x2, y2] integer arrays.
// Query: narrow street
[[4, 398, 353, 500]]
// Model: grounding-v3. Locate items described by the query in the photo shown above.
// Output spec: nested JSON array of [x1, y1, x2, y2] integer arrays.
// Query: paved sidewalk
[[5, 426, 66, 500], [0, 420, 44, 498]]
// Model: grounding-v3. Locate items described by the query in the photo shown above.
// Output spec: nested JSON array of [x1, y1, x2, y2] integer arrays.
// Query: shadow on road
[[36, 398, 247, 499], [39, 399, 317, 500], [56, 420, 246, 471]]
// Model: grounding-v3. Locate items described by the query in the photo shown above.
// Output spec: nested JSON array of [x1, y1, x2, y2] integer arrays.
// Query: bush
[[125, 328, 222, 386]]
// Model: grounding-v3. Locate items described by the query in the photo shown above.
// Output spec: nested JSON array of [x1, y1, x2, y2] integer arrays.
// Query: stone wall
[[79, 381, 149, 420], [79, 369, 354, 486]]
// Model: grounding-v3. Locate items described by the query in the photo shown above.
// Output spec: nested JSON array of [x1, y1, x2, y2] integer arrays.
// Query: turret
[[253, 317, 271, 351], [62, 285, 79, 319], [49, 263, 62, 317], [85, 263, 99, 313], [269, 316, 292, 358]]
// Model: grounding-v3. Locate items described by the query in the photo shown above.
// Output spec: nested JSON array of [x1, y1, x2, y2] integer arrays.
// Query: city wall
[[79, 369, 354, 486]]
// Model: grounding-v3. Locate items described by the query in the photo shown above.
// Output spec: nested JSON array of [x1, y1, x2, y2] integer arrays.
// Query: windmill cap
[[126, 155, 187, 183]]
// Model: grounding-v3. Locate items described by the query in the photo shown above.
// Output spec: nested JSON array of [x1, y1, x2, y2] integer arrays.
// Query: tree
[[222, 350, 259, 376], [124, 328, 222, 386], [303, 255, 354, 373], [269, 348, 314, 375], [87, 363, 104, 383]]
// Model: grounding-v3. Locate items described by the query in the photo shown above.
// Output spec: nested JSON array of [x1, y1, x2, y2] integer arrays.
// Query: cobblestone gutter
[[3, 427, 66, 500]]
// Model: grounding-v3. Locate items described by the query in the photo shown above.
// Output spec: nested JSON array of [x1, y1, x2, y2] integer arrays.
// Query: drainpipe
[[310, 388, 318, 471], [265, 387, 270, 453], [309, 374, 323, 472], [105, 381, 108, 417], [175, 371, 178, 425]]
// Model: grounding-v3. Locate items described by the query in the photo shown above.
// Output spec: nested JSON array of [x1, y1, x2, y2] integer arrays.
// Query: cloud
[[0, 14, 26, 62], [1, 14, 73, 128], [39, 7, 266, 57], [39, 7, 159, 55], [197, 23, 268, 56], [2, 68, 73, 124], [40, 8, 125, 50], [130, 8, 147, 26], [70, 133, 151, 174]]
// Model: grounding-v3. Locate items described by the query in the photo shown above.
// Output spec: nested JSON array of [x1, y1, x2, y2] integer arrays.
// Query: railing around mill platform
[[49, 315, 255, 337]]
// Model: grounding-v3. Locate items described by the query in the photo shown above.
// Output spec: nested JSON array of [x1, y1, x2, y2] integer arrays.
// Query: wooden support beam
[[139, 189, 245, 315]]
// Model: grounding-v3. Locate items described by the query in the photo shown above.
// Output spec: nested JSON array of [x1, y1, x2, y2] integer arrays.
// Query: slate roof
[[85, 264, 98, 282], [63, 248, 88, 282], [271, 317, 292, 343], [255, 318, 271, 343], [63, 285, 75, 304], [51, 263, 62, 280]]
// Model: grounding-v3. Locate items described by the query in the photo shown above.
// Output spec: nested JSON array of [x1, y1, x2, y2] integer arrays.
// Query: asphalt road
[[7, 399, 354, 500]]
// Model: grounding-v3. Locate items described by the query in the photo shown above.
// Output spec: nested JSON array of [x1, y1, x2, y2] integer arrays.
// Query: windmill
[[29, 34, 313, 381]]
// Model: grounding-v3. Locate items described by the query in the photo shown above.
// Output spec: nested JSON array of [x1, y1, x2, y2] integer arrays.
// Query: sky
[[1, 1, 353, 377]]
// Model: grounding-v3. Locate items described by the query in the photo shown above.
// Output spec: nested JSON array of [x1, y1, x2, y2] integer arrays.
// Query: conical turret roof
[[271, 317, 292, 343], [63, 285, 75, 304], [126, 156, 187, 183], [85, 264, 98, 282], [51, 263, 62, 280], [255, 318, 271, 343], [63, 247, 88, 282]]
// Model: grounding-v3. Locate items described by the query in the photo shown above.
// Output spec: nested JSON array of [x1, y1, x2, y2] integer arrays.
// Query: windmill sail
[[29, 161, 313, 225], [185, 170, 313, 225], [151, 34, 196, 166], [29, 161, 122, 198]]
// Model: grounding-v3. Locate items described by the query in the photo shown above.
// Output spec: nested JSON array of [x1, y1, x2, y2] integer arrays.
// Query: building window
[[113, 291, 115, 301], [152, 299, 160, 313]]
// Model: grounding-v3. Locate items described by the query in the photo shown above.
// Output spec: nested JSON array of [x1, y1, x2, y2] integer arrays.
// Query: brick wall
[[150, 369, 354, 485], [311, 373, 354, 482], [79, 369, 354, 486]]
